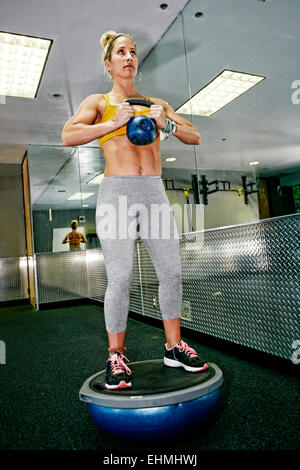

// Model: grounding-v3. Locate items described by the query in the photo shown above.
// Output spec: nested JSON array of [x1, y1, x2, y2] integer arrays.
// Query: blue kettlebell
[[124, 98, 158, 146]]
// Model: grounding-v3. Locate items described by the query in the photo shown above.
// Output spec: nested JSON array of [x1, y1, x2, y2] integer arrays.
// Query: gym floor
[[0, 302, 299, 455]]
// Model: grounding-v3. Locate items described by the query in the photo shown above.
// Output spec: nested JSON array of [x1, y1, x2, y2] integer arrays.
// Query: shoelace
[[177, 340, 198, 358], [109, 353, 132, 376]]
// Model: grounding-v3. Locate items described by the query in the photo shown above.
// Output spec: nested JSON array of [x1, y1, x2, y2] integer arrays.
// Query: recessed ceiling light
[[68, 192, 94, 200], [0, 31, 52, 99], [249, 161, 260, 166], [52, 92, 64, 99], [176, 70, 265, 117], [160, 3, 168, 10], [87, 173, 105, 185]]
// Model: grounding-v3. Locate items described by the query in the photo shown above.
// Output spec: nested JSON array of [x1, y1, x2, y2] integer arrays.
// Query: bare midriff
[[101, 135, 162, 177], [94, 95, 162, 177]]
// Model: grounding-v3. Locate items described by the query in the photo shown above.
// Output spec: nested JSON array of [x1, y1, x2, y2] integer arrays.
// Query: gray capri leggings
[[96, 175, 182, 334]]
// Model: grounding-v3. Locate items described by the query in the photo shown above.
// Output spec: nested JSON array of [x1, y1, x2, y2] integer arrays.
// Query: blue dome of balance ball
[[126, 116, 157, 146], [79, 360, 223, 442]]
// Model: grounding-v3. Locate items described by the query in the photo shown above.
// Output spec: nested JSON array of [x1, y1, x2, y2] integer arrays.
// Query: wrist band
[[161, 119, 177, 139], [170, 120, 177, 135], [162, 118, 172, 134]]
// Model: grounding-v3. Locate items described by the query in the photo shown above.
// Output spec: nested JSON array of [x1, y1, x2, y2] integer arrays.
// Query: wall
[[265, 176, 296, 218], [0, 164, 27, 257], [162, 167, 260, 230]]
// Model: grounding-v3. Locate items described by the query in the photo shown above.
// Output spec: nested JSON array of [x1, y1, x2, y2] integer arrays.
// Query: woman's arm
[[61, 95, 111, 146], [61, 95, 134, 147], [149, 98, 201, 145]]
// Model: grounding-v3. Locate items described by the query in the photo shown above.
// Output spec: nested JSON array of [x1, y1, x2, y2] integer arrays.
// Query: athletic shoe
[[105, 352, 132, 390], [164, 340, 209, 372]]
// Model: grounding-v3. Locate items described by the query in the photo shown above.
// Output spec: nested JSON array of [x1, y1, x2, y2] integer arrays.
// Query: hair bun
[[100, 31, 117, 49]]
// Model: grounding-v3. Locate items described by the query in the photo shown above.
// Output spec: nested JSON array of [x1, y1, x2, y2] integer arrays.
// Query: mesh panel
[[3, 215, 298, 360], [88, 214, 299, 359], [0, 257, 29, 302], [177, 215, 300, 359], [34, 251, 88, 305]]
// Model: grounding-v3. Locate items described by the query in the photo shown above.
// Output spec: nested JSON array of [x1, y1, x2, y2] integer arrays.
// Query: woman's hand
[[148, 97, 201, 145], [112, 102, 134, 128], [148, 104, 167, 129]]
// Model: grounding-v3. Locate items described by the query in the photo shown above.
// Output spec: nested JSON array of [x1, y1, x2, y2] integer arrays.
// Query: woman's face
[[106, 36, 138, 79]]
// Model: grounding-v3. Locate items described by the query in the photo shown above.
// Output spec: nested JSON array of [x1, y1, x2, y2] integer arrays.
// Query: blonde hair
[[100, 30, 136, 80], [71, 220, 78, 230]]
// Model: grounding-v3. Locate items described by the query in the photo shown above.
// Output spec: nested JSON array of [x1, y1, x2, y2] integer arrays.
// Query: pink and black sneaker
[[164, 340, 209, 372], [105, 352, 132, 390]]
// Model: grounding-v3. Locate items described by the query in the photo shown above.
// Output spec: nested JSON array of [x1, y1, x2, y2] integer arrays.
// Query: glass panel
[[187, 0, 299, 224], [77, 146, 104, 249], [27, 0, 300, 255], [139, 11, 202, 234], [27, 144, 97, 253], [138, 0, 299, 229], [179, 1, 262, 229]]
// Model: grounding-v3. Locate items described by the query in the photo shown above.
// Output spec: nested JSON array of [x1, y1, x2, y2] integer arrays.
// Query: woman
[[62, 220, 87, 251], [62, 31, 208, 390]]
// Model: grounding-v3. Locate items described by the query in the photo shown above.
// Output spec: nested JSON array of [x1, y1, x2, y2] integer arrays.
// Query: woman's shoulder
[[80, 93, 108, 115], [84, 93, 108, 106], [148, 96, 170, 109], [148, 96, 164, 103]]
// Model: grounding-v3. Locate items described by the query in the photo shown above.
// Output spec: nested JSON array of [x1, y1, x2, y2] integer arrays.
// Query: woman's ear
[[105, 59, 111, 73]]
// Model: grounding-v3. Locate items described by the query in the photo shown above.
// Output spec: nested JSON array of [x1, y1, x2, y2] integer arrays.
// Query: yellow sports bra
[[98, 93, 154, 147]]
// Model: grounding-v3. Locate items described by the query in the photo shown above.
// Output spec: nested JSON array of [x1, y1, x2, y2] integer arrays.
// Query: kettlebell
[[123, 98, 158, 146]]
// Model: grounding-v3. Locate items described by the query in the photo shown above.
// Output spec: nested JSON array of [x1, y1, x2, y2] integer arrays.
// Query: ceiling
[[1, 0, 300, 210], [139, 0, 300, 177], [0, 0, 189, 150]]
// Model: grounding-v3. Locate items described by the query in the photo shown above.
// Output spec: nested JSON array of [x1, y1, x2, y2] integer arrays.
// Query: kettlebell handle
[[123, 98, 154, 107]]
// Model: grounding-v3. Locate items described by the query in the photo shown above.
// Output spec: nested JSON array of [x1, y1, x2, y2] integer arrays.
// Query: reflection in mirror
[[78, 146, 105, 248], [27, 0, 300, 256], [139, 0, 299, 231], [27, 145, 103, 253]]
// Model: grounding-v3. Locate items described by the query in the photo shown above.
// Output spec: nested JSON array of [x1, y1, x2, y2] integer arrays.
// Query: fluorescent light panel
[[87, 173, 105, 185], [0, 31, 52, 99], [176, 70, 265, 117], [68, 192, 94, 200]]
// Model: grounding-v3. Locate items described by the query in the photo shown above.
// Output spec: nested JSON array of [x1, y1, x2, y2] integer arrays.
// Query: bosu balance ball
[[79, 359, 223, 442]]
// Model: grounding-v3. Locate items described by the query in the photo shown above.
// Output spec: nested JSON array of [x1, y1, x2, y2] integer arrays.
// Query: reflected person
[[62, 31, 208, 390], [62, 220, 87, 251]]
